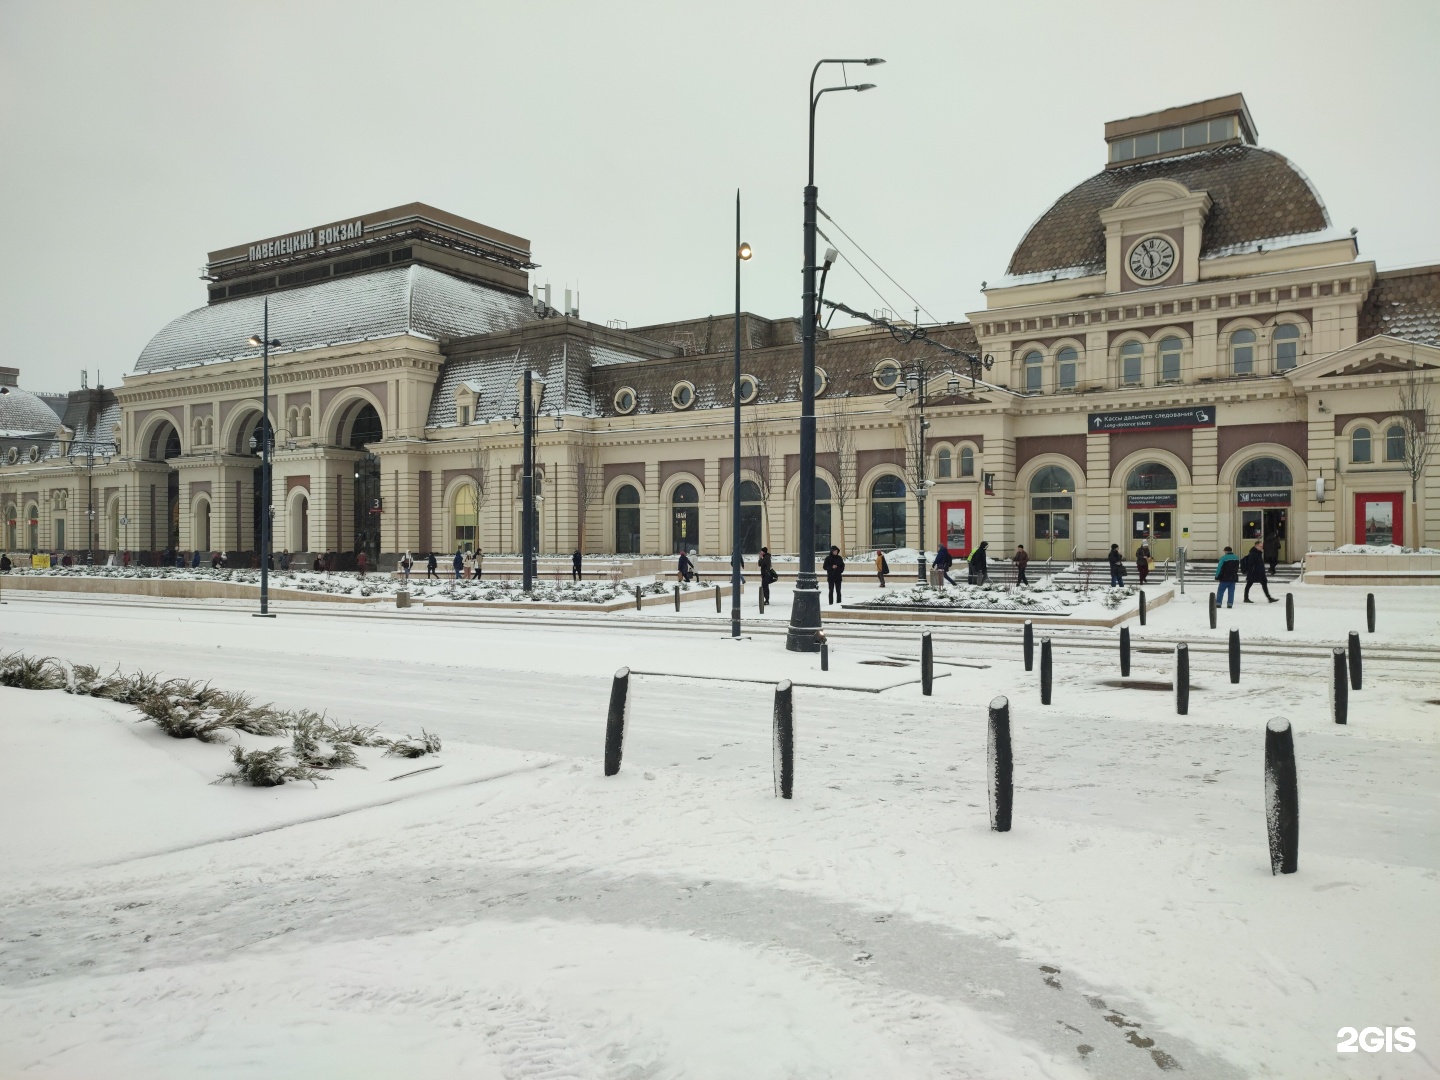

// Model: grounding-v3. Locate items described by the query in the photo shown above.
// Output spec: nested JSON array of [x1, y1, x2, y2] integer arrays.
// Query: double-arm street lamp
[[72, 440, 113, 565], [893, 359, 966, 583], [247, 297, 280, 618], [732, 192, 752, 639], [787, 56, 883, 653]]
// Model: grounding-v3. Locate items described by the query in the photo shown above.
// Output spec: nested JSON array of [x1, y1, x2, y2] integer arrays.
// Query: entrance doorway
[[938, 500, 972, 557], [1355, 492, 1404, 547], [354, 453, 381, 562], [671, 482, 698, 554], [1028, 464, 1075, 562], [1240, 507, 1287, 562], [1130, 510, 1174, 562]]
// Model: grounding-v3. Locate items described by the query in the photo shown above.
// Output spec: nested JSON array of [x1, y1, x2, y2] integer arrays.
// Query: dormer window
[[1105, 95, 1254, 167], [1110, 116, 1238, 163]]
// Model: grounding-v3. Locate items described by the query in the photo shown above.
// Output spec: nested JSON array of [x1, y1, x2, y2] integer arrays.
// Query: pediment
[[1289, 334, 1440, 385], [1108, 178, 1197, 210]]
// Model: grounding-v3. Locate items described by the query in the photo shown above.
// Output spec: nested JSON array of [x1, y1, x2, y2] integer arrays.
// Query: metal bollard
[[1208, 591, 1217, 630], [1139, 589, 1147, 626], [1229, 628, 1241, 684], [1347, 631, 1362, 691], [988, 695, 1013, 833], [1120, 626, 1131, 677], [603, 667, 631, 776], [636, 584, 643, 611], [1023, 619, 1034, 672], [1366, 593, 1376, 634], [715, 585, 721, 613], [1175, 643, 1190, 715], [1331, 648, 1348, 725], [1285, 592, 1294, 632], [820, 636, 829, 672], [674, 584, 681, 612], [759, 586, 765, 614], [772, 680, 794, 800], [921, 631, 933, 696], [1264, 717, 1299, 875], [1039, 639, 1053, 705]]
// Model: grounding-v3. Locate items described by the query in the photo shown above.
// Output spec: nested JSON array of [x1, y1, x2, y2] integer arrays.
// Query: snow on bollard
[[1023, 619, 1034, 672], [1366, 592, 1376, 634], [1175, 644, 1190, 715], [1330, 648, 1349, 725], [772, 680, 794, 800], [1229, 628, 1241, 684], [1120, 626, 1131, 677], [603, 667, 632, 776], [921, 631, 934, 696], [987, 695, 1013, 833], [1208, 590, 1217, 630], [820, 634, 829, 672], [1285, 592, 1295, 632], [1139, 589, 1147, 626], [1264, 717, 1299, 875], [1039, 638, 1053, 705], [1348, 631, 1362, 691]]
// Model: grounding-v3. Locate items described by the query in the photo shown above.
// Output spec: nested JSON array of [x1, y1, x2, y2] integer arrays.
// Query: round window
[[671, 381, 696, 410], [613, 387, 637, 415], [3, 447, 15, 465], [872, 358, 901, 390], [738, 374, 759, 404], [814, 367, 829, 397], [27, 446, 40, 463]]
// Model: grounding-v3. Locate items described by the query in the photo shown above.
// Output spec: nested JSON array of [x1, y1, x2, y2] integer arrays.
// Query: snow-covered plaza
[[0, 582, 1435, 1078]]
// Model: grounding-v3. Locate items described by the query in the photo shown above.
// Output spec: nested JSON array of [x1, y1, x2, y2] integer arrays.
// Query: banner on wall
[[1089, 406, 1215, 432], [1236, 489, 1291, 507], [1126, 492, 1178, 509]]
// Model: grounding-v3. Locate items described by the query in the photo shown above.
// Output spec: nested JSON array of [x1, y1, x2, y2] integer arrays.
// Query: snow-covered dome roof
[[0, 385, 64, 438], [135, 263, 539, 375]]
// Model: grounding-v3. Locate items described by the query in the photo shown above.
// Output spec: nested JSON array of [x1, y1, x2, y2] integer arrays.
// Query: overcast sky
[[2, 0, 1438, 392]]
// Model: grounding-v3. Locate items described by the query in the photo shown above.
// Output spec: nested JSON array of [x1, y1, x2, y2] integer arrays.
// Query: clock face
[[1129, 236, 1176, 281]]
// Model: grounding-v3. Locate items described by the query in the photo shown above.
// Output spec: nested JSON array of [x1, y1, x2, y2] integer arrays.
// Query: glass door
[[1033, 511, 1072, 561]]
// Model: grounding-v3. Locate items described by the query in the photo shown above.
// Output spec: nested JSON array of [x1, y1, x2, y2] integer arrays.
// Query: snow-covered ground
[[0, 586, 1436, 1078]]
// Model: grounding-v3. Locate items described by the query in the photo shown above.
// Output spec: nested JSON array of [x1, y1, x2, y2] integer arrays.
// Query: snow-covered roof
[[134, 264, 538, 375], [0, 386, 65, 438]]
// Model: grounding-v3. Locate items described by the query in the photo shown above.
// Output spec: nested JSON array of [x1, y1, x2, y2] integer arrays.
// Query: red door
[[1354, 492, 1404, 547], [938, 500, 972, 557]]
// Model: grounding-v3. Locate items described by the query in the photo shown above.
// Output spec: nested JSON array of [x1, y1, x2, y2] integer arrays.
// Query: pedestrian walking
[[932, 543, 958, 586], [191, 550, 201, 569], [1014, 544, 1029, 586], [968, 541, 990, 586], [1214, 546, 1240, 608], [1242, 541, 1278, 603], [572, 548, 583, 582], [677, 549, 695, 583], [823, 545, 845, 604], [758, 547, 775, 605], [452, 549, 463, 580], [357, 551, 368, 579], [426, 551, 438, 579], [1107, 543, 1125, 586], [280, 550, 291, 572], [462, 548, 475, 580], [1135, 540, 1152, 585], [474, 547, 483, 580], [1263, 530, 1280, 576], [400, 550, 413, 585], [122, 550, 131, 568], [0, 553, 9, 573], [874, 548, 890, 588]]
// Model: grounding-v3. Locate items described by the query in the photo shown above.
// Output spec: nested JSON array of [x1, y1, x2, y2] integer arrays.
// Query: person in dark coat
[[758, 547, 775, 605], [677, 549, 695, 583], [426, 551, 438, 579], [932, 544, 957, 586], [968, 541, 990, 586], [452, 549, 464, 580], [1263, 530, 1280, 576], [1107, 543, 1126, 586], [356, 551, 368, 579], [1214, 546, 1240, 608], [571, 549, 583, 582], [1135, 540, 1152, 584], [1013, 544, 1029, 586], [822, 546, 845, 604], [1242, 541, 1278, 603]]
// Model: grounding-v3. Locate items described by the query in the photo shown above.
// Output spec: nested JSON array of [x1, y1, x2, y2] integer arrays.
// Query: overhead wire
[[817, 205, 943, 326]]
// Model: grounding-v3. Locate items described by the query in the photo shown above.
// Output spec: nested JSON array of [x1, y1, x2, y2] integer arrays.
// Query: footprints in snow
[[1038, 968, 1184, 1071]]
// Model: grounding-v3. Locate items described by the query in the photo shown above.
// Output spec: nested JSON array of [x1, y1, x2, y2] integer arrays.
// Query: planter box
[[1301, 553, 1440, 586]]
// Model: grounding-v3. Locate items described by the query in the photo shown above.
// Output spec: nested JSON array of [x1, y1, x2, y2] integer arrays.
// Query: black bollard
[[1039, 639, 1053, 705], [1120, 626, 1131, 677], [1229, 628, 1241, 684], [772, 680, 794, 799], [1330, 648, 1348, 725], [1264, 717, 1299, 875], [603, 667, 631, 776], [715, 585, 721, 613], [1208, 591, 1217, 630], [1139, 589, 1147, 626], [1023, 619, 1034, 672], [635, 584, 643, 611], [1285, 592, 1294, 632], [1366, 593, 1376, 634], [820, 637, 829, 672], [1175, 643, 1190, 715], [987, 695, 1013, 833], [674, 584, 681, 612], [1348, 631, 1362, 691], [921, 631, 933, 696], [759, 586, 765, 614]]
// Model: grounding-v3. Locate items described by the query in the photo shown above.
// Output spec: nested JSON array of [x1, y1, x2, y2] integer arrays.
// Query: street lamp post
[[732, 191, 752, 639], [895, 359, 964, 583], [247, 297, 280, 618], [522, 369, 535, 592], [787, 56, 883, 653]]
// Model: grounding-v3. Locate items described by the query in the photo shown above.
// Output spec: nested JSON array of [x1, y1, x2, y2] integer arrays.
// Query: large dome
[[1007, 144, 1330, 278], [0, 385, 63, 438]]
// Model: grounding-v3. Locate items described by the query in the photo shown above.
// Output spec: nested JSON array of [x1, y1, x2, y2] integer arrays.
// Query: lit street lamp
[[247, 297, 280, 618], [732, 191, 752, 639], [788, 56, 883, 653]]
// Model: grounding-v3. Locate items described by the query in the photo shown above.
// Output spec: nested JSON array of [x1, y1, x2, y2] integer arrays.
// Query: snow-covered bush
[[0, 652, 67, 690], [384, 729, 442, 758], [217, 746, 326, 787]]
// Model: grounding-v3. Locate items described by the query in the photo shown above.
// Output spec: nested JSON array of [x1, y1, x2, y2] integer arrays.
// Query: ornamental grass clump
[[0, 652, 67, 690], [290, 711, 362, 770], [217, 745, 326, 788], [384, 729, 442, 758]]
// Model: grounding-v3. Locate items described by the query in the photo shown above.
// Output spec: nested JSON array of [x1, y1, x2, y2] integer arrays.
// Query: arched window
[[1236, 457, 1294, 488], [1029, 465, 1075, 494], [1121, 341, 1143, 385], [25, 502, 39, 551], [1158, 336, 1182, 383], [453, 484, 478, 552], [959, 446, 975, 477], [3, 503, 16, 551], [299, 407, 311, 437], [1231, 328, 1256, 376], [814, 476, 832, 552], [1273, 323, 1300, 371], [738, 479, 763, 554], [349, 403, 383, 449], [1057, 347, 1078, 391], [1351, 427, 1372, 464], [870, 475, 907, 549], [1023, 350, 1043, 393], [195, 498, 212, 552], [936, 448, 952, 478], [1385, 424, 1405, 462], [614, 484, 641, 554], [1127, 462, 1178, 491], [671, 481, 699, 554]]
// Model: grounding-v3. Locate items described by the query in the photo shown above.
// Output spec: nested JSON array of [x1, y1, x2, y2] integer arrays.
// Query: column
[[1191, 426, 1219, 557], [1084, 432, 1110, 560], [1307, 417, 1337, 551], [702, 457, 721, 556], [984, 436, 1017, 553], [643, 461, 661, 554]]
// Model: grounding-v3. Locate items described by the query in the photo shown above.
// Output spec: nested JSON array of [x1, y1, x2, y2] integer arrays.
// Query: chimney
[[544, 284, 552, 310], [0, 366, 18, 387]]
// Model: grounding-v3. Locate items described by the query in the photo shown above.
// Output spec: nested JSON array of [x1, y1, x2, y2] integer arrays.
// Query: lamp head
[[822, 246, 838, 269], [247, 335, 263, 347], [248, 435, 258, 451], [855, 83, 877, 92], [738, 242, 752, 261], [865, 58, 885, 65]]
